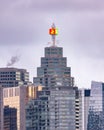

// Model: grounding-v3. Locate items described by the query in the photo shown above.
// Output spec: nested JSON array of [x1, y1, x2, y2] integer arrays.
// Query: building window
[[15, 88, 19, 96], [9, 89, 13, 97]]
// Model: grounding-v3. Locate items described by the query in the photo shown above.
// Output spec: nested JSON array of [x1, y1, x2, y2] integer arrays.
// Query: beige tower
[[3, 86, 26, 130], [26, 85, 43, 102], [3, 85, 43, 130]]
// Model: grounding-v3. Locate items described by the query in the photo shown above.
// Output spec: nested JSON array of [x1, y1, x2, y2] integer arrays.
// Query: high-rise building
[[49, 86, 78, 130], [29, 24, 77, 130], [26, 86, 78, 130], [4, 105, 17, 130], [87, 81, 104, 130], [0, 86, 3, 130], [3, 86, 26, 130], [78, 89, 90, 130], [0, 67, 30, 87]]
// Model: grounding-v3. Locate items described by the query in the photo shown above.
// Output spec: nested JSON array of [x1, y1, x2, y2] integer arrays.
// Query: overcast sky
[[0, 0, 104, 88]]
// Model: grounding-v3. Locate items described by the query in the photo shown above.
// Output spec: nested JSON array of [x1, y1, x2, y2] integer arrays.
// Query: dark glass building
[[87, 81, 104, 130], [4, 106, 17, 130]]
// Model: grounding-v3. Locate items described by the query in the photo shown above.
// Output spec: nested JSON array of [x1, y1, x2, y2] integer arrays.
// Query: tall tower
[[29, 24, 78, 130], [87, 81, 104, 130], [33, 24, 74, 87], [78, 89, 90, 130], [3, 86, 26, 130]]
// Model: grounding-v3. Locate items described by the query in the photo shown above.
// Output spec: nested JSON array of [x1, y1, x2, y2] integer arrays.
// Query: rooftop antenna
[[49, 23, 58, 47]]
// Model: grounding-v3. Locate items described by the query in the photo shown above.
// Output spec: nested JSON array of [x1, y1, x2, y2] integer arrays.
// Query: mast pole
[[49, 23, 58, 47]]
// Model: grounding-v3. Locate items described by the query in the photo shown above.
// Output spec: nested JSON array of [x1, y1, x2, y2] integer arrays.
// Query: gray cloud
[[0, 24, 39, 45], [1, 0, 104, 11], [0, 0, 104, 46]]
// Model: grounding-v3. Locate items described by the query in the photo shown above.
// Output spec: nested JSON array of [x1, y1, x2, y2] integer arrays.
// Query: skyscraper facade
[[87, 81, 104, 130], [0, 67, 29, 87], [26, 96, 49, 130], [49, 86, 78, 130], [30, 24, 77, 130], [3, 86, 26, 130], [33, 46, 74, 87], [26, 86, 78, 130], [78, 89, 90, 130], [4, 106, 17, 130]]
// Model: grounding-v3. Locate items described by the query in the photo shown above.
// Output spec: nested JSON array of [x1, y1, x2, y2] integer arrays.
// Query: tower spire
[[49, 23, 58, 46]]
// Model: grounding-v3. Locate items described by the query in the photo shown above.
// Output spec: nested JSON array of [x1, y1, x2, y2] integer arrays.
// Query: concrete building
[[3, 86, 26, 130], [78, 89, 90, 130], [4, 106, 17, 130], [87, 81, 104, 130], [0, 86, 3, 130], [0, 67, 29, 87]]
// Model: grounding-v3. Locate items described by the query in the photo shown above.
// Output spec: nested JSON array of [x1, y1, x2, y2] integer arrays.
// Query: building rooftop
[[0, 67, 27, 72]]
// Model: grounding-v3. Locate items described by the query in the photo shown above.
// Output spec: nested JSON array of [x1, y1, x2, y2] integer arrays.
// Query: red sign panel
[[49, 28, 58, 35]]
